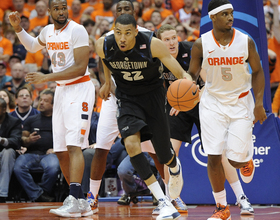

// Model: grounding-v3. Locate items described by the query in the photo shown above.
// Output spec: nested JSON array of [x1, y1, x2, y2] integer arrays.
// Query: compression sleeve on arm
[[16, 29, 45, 53]]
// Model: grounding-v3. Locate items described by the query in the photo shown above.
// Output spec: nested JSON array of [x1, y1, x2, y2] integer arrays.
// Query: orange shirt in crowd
[[19, 9, 31, 19], [81, 2, 104, 12], [24, 3, 36, 13], [29, 16, 49, 32], [68, 10, 83, 24], [142, 8, 173, 22], [272, 85, 280, 114], [268, 37, 280, 83], [0, 37, 13, 76], [0, 1, 13, 11], [170, 0, 184, 13], [0, 9, 4, 22], [90, 10, 114, 22], [25, 50, 44, 69], [94, 96, 102, 113]]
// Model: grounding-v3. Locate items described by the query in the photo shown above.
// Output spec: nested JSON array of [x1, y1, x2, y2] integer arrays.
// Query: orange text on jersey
[[47, 42, 70, 50], [208, 57, 244, 66]]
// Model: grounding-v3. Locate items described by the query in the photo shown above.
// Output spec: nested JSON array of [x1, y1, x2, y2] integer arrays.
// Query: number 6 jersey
[[201, 28, 251, 105]]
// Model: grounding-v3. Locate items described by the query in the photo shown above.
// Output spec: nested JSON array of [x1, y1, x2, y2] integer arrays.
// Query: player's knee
[[208, 155, 222, 168]]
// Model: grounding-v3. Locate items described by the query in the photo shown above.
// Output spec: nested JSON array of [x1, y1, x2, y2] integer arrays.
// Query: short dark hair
[[208, 0, 231, 13], [15, 86, 32, 99], [82, 19, 95, 27], [115, 14, 136, 28], [118, 0, 134, 10], [40, 88, 55, 104], [49, 0, 67, 8]]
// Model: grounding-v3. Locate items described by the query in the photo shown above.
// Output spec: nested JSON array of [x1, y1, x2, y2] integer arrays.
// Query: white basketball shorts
[[199, 90, 254, 162], [53, 80, 95, 152]]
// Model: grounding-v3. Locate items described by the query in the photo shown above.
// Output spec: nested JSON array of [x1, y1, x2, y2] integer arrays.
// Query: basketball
[[167, 79, 199, 111]]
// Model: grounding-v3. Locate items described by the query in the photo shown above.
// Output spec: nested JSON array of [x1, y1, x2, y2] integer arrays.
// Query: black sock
[[69, 183, 81, 199]]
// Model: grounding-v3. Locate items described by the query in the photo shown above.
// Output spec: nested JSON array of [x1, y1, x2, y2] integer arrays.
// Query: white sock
[[90, 179, 102, 196], [164, 181, 170, 198], [212, 189, 227, 207], [148, 181, 165, 201], [230, 180, 244, 201], [170, 157, 180, 173]]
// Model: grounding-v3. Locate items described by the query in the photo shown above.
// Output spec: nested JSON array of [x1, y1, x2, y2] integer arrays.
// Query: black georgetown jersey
[[162, 41, 193, 88], [102, 31, 164, 96]]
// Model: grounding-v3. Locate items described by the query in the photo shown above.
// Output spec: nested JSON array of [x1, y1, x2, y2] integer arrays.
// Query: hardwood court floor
[[1, 201, 280, 220]]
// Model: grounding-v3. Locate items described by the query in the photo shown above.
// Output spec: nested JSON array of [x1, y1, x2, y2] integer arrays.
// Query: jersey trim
[[211, 28, 236, 48]]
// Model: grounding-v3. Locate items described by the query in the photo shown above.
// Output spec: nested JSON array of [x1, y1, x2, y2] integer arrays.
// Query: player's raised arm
[[9, 11, 45, 52], [151, 37, 192, 81], [247, 37, 267, 124], [95, 36, 112, 100], [188, 38, 203, 81]]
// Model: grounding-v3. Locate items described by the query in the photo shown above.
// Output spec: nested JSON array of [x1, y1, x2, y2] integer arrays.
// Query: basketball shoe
[[171, 197, 188, 213], [236, 194, 254, 215], [240, 159, 255, 183], [208, 203, 231, 220], [50, 195, 93, 217], [168, 158, 183, 199], [87, 192, 99, 213], [156, 196, 181, 220]]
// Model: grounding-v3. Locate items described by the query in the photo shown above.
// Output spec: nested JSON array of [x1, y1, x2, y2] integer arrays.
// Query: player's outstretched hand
[[25, 72, 47, 84], [8, 11, 21, 28], [253, 105, 267, 125]]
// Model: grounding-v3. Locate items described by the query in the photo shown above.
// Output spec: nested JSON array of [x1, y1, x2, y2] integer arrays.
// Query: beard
[[53, 15, 68, 25]]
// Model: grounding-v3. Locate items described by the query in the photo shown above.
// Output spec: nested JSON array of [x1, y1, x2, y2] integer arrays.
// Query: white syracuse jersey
[[201, 28, 252, 104], [38, 20, 90, 84]]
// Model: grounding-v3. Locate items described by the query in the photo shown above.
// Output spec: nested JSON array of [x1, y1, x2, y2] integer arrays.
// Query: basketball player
[[157, 24, 254, 215], [86, 0, 167, 213], [96, 14, 191, 220], [9, 0, 95, 218], [188, 0, 267, 219]]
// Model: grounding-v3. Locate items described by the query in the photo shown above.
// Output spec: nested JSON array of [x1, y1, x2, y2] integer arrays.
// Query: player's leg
[[50, 81, 95, 218], [87, 95, 119, 211], [199, 100, 231, 220], [222, 152, 254, 215]]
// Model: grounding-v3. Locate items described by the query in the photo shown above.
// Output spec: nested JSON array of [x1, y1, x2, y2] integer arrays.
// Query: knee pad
[[130, 153, 153, 181]]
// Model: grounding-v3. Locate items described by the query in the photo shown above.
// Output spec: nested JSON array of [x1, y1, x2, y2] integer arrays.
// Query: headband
[[208, 3, 233, 18]]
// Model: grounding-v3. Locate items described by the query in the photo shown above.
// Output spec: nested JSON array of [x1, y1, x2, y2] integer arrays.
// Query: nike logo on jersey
[[208, 50, 215, 54], [49, 35, 52, 38], [192, 87, 198, 96], [110, 46, 114, 51]]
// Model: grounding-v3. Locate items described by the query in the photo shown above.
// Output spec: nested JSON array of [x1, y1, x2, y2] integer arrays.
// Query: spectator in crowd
[[4, 62, 26, 94], [142, 0, 173, 22], [175, 0, 195, 23], [2, 10, 13, 35], [0, 62, 12, 89], [268, 0, 280, 100], [150, 10, 163, 31], [144, 21, 155, 32], [5, 53, 22, 77], [0, 2, 13, 12], [24, 0, 37, 13], [0, 98, 22, 203], [0, 22, 13, 64], [160, 14, 179, 29], [20, 15, 30, 32], [82, 19, 96, 36], [91, 19, 111, 40], [10, 86, 39, 124], [90, 0, 114, 24], [47, 81, 56, 91], [132, 1, 142, 21], [141, 0, 154, 15], [175, 24, 188, 41], [137, 17, 145, 27], [0, 89, 16, 113], [69, 0, 83, 24], [88, 38, 99, 83], [14, 89, 60, 202], [12, 0, 30, 19], [81, 0, 104, 16], [117, 152, 155, 205], [28, 0, 48, 32]]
